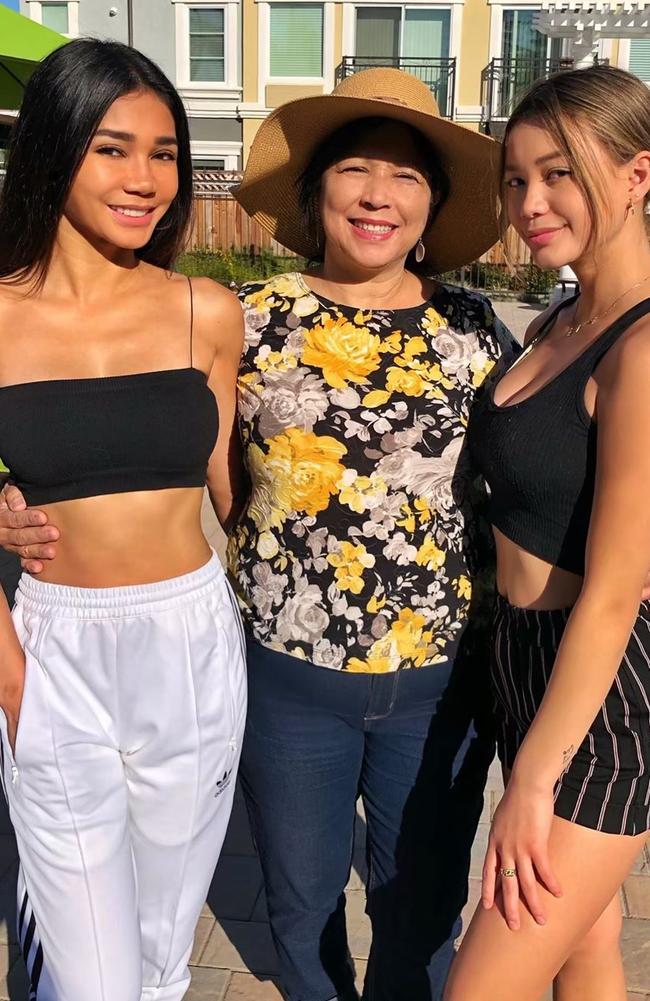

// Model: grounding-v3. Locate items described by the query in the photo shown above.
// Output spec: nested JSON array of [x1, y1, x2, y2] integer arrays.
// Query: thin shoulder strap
[[532, 292, 580, 346], [187, 275, 194, 368], [585, 295, 650, 367]]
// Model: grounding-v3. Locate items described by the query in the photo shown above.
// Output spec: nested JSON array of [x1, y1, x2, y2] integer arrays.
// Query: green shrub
[[177, 249, 304, 285]]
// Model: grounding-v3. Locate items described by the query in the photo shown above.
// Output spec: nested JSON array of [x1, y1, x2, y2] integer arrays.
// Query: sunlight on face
[[319, 121, 434, 273], [64, 89, 179, 253]]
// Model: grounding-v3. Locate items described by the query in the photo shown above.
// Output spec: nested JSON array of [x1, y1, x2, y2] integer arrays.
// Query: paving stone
[[469, 823, 490, 879], [624, 876, 650, 920], [186, 966, 231, 1001], [224, 972, 282, 1000], [206, 855, 264, 922], [631, 844, 650, 876], [346, 889, 371, 961], [628, 993, 650, 1000], [457, 877, 482, 944], [201, 920, 279, 976], [0, 947, 27, 1001], [354, 958, 367, 994], [191, 914, 216, 965], [622, 918, 650, 994]]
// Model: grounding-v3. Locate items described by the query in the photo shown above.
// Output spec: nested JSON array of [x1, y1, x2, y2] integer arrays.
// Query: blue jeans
[[239, 639, 494, 1001]]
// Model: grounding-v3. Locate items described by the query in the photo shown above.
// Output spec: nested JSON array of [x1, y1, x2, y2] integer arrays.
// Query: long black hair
[[0, 38, 193, 287]]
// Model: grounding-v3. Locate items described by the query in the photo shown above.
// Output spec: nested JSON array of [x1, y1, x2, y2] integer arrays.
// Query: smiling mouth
[[109, 206, 155, 218], [350, 219, 397, 236]]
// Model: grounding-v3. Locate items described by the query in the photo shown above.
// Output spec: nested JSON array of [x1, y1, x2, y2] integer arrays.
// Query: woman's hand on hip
[[482, 774, 562, 931], [0, 485, 59, 573]]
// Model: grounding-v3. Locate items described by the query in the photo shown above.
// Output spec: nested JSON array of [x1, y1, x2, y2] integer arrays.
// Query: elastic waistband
[[15, 552, 225, 619], [495, 592, 572, 628]]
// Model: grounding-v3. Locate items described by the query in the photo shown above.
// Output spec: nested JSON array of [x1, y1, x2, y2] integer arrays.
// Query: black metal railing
[[335, 56, 456, 119], [480, 57, 573, 133]]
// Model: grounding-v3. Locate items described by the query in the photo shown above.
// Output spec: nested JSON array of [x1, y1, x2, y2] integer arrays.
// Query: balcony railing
[[480, 57, 573, 134], [335, 56, 456, 119]]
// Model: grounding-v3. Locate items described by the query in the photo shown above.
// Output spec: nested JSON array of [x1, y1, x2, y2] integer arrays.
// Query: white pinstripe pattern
[[566, 732, 598, 822], [596, 699, 620, 832]]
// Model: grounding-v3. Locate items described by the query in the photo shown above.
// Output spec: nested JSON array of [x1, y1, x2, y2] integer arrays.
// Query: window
[[355, 8, 450, 62], [192, 157, 226, 169], [270, 3, 324, 78], [41, 1, 69, 33], [501, 9, 561, 64], [630, 39, 650, 82], [189, 7, 225, 83]]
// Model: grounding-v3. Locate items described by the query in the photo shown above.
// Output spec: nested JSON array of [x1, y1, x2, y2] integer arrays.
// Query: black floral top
[[227, 272, 514, 672]]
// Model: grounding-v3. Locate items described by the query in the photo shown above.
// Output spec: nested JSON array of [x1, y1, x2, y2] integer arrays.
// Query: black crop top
[[468, 296, 650, 575], [0, 279, 219, 505]]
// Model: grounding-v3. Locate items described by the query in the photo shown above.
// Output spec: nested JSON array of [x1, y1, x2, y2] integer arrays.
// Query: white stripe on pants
[[1, 553, 247, 1001]]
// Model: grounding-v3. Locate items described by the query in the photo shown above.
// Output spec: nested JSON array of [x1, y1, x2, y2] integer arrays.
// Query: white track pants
[[1, 553, 247, 1001]]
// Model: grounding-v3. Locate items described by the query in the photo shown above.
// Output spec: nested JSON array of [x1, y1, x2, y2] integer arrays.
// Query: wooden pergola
[[534, 1, 650, 64]]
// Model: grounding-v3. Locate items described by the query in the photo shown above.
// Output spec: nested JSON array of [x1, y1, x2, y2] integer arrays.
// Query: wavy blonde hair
[[500, 65, 650, 249]]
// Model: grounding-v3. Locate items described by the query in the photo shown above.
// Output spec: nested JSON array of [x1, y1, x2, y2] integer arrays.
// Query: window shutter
[[630, 39, 650, 83], [270, 4, 324, 78]]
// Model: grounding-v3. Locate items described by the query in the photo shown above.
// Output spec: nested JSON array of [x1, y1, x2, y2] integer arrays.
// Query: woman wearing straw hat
[[229, 68, 514, 1001], [0, 69, 513, 1000]]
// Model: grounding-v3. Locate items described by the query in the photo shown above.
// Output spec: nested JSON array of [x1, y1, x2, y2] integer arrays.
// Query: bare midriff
[[33, 487, 211, 587], [494, 526, 583, 611]]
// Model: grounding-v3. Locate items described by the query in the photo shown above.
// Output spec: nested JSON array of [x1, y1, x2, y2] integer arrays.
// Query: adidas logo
[[215, 768, 233, 797]]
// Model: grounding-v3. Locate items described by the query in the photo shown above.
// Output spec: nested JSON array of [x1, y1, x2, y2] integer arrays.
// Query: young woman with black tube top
[[0, 39, 247, 1001], [444, 65, 650, 1001]]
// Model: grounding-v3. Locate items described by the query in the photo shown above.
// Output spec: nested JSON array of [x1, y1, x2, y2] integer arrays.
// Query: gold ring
[[499, 867, 517, 878]]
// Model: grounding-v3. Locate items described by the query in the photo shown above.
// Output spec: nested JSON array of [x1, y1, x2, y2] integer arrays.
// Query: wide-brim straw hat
[[235, 67, 501, 273]]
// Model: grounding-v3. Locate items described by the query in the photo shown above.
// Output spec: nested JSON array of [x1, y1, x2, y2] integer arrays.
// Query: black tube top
[[0, 367, 219, 505], [468, 297, 650, 576]]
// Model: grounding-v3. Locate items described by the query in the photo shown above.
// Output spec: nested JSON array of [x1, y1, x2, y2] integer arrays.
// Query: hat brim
[[235, 94, 501, 274]]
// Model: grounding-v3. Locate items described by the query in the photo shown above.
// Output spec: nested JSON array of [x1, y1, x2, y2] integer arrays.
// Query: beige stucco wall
[[334, 3, 344, 70], [458, 0, 491, 110], [243, 118, 263, 160], [266, 84, 324, 107], [242, 0, 258, 103]]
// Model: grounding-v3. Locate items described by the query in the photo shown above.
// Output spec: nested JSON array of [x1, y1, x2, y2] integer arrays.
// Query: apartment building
[[19, 0, 650, 165]]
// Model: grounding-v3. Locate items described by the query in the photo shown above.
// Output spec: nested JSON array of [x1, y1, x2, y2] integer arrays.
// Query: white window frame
[[487, 1, 571, 62], [173, 0, 241, 96], [258, 0, 336, 90], [191, 140, 242, 170], [26, 0, 79, 37]]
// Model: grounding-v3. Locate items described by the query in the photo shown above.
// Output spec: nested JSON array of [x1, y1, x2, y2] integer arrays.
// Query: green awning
[[0, 6, 67, 111]]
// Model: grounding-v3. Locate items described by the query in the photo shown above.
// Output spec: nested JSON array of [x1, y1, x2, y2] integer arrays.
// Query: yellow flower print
[[247, 443, 287, 533], [346, 609, 435, 671], [327, 541, 376, 594], [402, 335, 428, 359], [454, 575, 472, 600], [338, 470, 387, 513], [265, 428, 348, 517], [386, 366, 426, 397], [302, 316, 383, 388], [367, 594, 387, 613], [421, 307, 448, 336], [416, 538, 446, 571], [256, 347, 298, 373], [397, 502, 416, 534], [257, 532, 280, 559], [470, 351, 497, 388], [414, 497, 432, 525]]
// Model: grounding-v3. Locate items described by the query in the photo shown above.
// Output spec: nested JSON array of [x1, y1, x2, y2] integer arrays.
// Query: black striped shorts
[[492, 595, 650, 836]]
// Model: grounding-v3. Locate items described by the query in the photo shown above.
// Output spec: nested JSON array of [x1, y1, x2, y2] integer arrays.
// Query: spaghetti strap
[[187, 276, 194, 368]]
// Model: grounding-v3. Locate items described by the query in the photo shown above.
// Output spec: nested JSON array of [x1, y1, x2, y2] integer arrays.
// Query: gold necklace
[[565, 273, 650, 337]]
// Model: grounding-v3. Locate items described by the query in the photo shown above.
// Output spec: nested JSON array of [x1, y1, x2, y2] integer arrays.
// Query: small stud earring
[[625, 198, 636, 220], [415, 239, 425, 264]]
